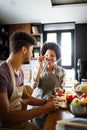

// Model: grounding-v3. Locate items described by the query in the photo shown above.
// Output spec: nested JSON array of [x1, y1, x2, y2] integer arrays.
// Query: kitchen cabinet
[[9, 23, 31, 36]]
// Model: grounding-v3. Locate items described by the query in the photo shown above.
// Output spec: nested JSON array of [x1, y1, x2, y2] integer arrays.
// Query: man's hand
[[43, 95, 59, 113], [44, 100, 59, 113], [47, 95, 55, 102]]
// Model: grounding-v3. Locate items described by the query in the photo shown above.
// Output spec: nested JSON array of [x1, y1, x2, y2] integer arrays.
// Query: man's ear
[[21, 46, 27, 54]]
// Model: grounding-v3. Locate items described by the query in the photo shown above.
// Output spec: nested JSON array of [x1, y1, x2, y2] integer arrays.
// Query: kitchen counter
[[43, 108, 74, 130]]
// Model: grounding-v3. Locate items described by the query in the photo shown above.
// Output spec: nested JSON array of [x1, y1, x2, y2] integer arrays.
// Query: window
[[61, 32, 72, 66], [47, 33, 57, 42]]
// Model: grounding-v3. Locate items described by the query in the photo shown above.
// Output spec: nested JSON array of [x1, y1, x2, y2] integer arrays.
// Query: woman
[[31, 42, 66, 128]]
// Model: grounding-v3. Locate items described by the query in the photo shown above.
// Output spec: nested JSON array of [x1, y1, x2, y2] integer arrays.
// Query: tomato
[[66, 95, 74, 103]]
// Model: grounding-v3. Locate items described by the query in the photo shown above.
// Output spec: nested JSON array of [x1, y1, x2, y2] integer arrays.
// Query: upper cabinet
[[9, 24, 31, 36], [0, 25, 9, 60]]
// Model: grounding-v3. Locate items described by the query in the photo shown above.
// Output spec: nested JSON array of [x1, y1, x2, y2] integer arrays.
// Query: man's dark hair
[[41, 42, 61, 60], [9, 31, 36, 53]]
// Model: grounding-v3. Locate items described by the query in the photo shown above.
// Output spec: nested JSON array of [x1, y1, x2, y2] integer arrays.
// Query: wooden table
[[43, 108, 74, 130]]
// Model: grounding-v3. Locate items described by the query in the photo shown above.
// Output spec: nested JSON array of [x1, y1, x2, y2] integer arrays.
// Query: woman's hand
[[33, 56, 45, 84], [37, 55, 45, 70], [54, 87, 64, 94]]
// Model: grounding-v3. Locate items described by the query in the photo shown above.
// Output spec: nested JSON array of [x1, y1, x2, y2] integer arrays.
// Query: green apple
[[71, 98, 80, 106], [79, 97, 87, 105]]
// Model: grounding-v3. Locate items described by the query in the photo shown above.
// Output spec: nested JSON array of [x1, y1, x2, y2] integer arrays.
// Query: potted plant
[[36, 37, 40, 45], [34, 49, 39, 58]]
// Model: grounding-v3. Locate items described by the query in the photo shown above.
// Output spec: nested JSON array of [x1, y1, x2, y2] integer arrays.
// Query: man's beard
[[22, 57, 30, 64], [23, 60, 30, 64]]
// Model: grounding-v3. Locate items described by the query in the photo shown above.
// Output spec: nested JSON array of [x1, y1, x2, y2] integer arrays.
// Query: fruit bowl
[[70, 104, 87, 117]]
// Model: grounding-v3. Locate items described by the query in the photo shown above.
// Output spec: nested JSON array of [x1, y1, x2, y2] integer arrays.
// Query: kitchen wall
[[75, 23, 87, 79]]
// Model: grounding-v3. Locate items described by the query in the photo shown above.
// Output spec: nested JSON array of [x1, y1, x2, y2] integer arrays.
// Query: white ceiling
[[0, 0, 87, 24]]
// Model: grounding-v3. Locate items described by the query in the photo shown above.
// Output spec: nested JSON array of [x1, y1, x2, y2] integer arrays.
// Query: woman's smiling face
[[44, 49, 57, 68]]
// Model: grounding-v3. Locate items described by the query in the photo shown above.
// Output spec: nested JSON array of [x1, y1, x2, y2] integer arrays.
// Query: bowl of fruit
[[69, 93, 87, 117]]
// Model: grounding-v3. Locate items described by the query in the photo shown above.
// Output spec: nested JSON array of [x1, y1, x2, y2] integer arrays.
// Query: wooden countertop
[[43, 108, 74, 130]]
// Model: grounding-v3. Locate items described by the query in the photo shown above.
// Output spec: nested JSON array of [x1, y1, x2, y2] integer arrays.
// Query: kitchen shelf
[[0, 25, 9, 60], [31, 23, 43, 59], [31, 33, 41, 36]]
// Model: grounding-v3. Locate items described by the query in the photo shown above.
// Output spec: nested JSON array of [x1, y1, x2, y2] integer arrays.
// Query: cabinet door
[[9, 24, 31, 36]]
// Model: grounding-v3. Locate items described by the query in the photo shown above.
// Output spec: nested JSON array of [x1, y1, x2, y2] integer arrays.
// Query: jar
[[80, 79, 87, 93]]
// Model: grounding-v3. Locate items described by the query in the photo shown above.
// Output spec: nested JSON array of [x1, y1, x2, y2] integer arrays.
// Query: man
[[0, 31, 58, 130]]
